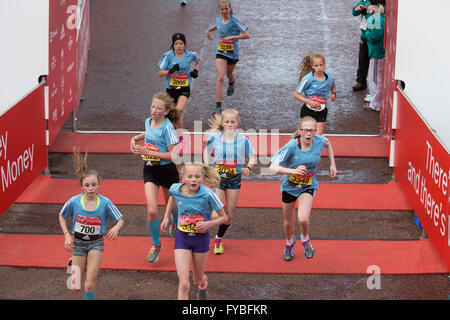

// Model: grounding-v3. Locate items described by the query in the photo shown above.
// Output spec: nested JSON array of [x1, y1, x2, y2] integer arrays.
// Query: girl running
[[59, 148, 124, 300], [205, 0, 250, 116], [130, 92, 181, 263], [270, 116, 337, 262], [294, 52, 336, 136], [203, 109, 256, 254], [158, 32, 201, 151], [161, 163, 227, 300]]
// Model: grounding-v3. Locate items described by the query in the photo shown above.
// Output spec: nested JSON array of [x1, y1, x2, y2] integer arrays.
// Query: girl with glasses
[[270, 116, 337, 262]]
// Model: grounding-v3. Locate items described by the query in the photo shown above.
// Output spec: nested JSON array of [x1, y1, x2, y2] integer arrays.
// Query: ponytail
[[72, 146, 100, 186], [182, 163, 221, 189], [151, 91, 182, 125], [208, 108, 240, 132]]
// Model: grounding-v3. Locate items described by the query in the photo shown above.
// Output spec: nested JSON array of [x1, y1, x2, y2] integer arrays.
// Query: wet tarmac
[[1, 0, 448, 302]]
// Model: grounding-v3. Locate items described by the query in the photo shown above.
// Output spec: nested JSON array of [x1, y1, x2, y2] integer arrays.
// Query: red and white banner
[[380, 0, 398, 159], [0, 84, 48, 216], [48, 0, 78, 146], [394, 89, 450, 270]]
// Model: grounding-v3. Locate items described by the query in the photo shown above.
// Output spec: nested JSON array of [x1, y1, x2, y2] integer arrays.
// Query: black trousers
[[356, 36, 370, 85]]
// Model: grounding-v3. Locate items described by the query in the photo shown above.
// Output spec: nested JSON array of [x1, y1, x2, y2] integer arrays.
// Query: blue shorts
[[219, 174, 241, 190], [174, 229, 210, 253], [72, 237, 104, 256]]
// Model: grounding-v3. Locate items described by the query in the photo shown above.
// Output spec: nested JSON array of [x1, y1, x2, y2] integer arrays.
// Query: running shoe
[[352, 82, 367, 91], [302, 239, 315, 259], [180, 0, 187, 6], [213, 238, 224, 255], [197, 280, 208, 300], [283, 235, 296, 261], [212, 105, 222, 117], [364, 94, 372, 103], [147, 242, 163, 263], [226, 84, 235, 96]]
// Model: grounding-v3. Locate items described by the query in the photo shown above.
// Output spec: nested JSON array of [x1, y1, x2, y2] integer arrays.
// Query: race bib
[[288, 172, 314, 188], [141, 144, 161, 166], [217, 38, 234, 53], [215, 160, 238, 178], [306, 96, 327, 112], [74, 214, 101, 240], [169, 73, 189, 87], [178, 214, 205, 234]]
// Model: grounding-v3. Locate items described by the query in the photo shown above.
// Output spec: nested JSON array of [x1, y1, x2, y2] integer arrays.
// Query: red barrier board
[[381, 0, 398, 151], [48, 0, 78, 146], [393, 89, 450, 270], [0, 84, 48, 216]]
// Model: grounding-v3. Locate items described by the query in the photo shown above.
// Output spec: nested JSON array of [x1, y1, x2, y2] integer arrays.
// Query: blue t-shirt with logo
[[158, 49, 200, 89], [59, 193, 123, 240], [169, 183, 224, 233], [271, 135, 329, 197], [215, 15, 248, 60], [143, 117, 178, 166]]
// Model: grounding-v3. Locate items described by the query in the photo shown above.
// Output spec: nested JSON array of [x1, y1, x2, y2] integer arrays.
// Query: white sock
[[301, 234, 309, 242], [286, 238, 294, 246]]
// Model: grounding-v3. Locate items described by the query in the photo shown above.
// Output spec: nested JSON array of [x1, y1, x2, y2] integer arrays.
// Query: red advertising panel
[[48, 0, 78, 146], [380, 0, 398, 150], [0, 84, 48, 216], [394, 89, 449, 270], [76, 0, 90, 105]]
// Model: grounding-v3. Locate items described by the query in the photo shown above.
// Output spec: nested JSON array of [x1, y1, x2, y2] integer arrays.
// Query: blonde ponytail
[[298, 52, 326, 82], [182, 163, 221, 189], [72, 146, 100, 186]]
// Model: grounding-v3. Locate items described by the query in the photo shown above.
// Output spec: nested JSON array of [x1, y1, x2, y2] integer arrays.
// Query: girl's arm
[[132, 143, 177, 161], [294, 91, 321, 109], [224, 30, 250, 41], [106, 218, 124, 240], [194, 57, 202, 72], [59, 215, 73, 252], [203, 146, 212, 166], [205, 25, 217, 40], [130, 133, 145, 153], [161, 196, 177, 233], [196, 208, 228, 233], [330, 85, 337, 102], [158, 68, 171, 78], [326, 142, 337, 178], [242, 154, 257, 176], [269, 163, 307, 176]]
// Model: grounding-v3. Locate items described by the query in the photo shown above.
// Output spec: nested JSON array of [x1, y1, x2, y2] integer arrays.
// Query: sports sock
[[84, 289, 95, 300], [148, 219, 161, 246], [217, 224, 230, 238], [301, 234, 309, 242], [286, 238, 294, 246]]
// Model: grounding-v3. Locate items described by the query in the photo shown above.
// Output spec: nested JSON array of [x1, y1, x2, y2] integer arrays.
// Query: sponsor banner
[[76, 0, 90, 106], [48, 0, 78, 146], [394, 89, 449, 270], [0, 84, 48, 216], [380, 0, 398, 153]]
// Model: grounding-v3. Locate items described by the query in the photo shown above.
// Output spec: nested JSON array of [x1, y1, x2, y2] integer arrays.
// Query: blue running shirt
[[205, 131, 254, 178], [59, 194, 123, 240], [271, 135, 329, 197], [158, 49, 200, 89], [296, 71, 335, 111], [169, 183, 224, 233], [143, 117, 178, 166], [215, 15, 248, 60]]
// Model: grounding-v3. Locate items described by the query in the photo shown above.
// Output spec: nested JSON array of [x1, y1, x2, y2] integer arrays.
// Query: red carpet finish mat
[[0, 234, 446, 274], [49, 132, 388, 157], [15, 175, 412, 210]]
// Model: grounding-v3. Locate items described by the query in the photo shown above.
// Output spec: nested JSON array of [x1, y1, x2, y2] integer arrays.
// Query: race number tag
[[141, 144, 161, 166], [306, 96, 327, 112], [217, 38, 234, 53], [169, 73, 189, 87], [178, 214, 205, 233], [215, 160, 238, 178], [288, 172, 314, 188], [74, 215, 101, 240]]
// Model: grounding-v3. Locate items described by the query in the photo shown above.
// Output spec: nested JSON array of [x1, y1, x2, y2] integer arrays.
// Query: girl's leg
[[297, 192, 314, 238], [215, 58, 228, 107], [175, 95, 188, 129], [192, 251, 209, 299], [84, 250, 103, 300], [316, 122, 326, 136], [226, 63, 237, 96], [144, 182, 162, 261], [70, 255, 87, 293], [174, 249, 193, 300], [282, 201, 296, 241]]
